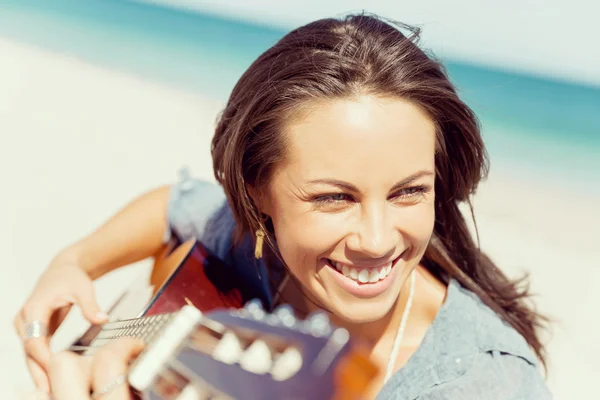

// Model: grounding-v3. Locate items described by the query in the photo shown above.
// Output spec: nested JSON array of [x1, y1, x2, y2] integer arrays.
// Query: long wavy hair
[[211, 13, 549, 370]]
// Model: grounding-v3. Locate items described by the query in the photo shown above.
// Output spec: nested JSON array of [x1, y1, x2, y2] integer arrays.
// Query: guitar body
[[145, 239, 247, 315], [72, 238, 256, 353]]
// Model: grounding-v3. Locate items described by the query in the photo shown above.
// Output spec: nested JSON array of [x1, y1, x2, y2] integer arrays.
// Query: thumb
[[74, 283, 108, 324]]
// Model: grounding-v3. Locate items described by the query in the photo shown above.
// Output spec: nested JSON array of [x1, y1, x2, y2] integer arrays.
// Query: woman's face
[[260, 95, 437, 323]]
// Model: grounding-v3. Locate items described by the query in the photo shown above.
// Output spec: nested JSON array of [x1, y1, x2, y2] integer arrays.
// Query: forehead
[[279, 96, 436, 185]]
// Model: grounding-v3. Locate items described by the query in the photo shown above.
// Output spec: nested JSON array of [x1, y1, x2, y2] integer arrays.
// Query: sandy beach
[[1, 37, 597, 399]]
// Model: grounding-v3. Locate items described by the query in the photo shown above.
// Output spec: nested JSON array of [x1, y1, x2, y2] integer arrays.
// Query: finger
[[14, 313, 25, 337], [49, 351, 91, 400], [91, 338, 145, 400], [23, 339, 51, 388], [19, 298, 72, 339], [73, 282, 108, 324], [16, 311, 52, 392], [26, 357, 51, 393], [18, 309, 53, 378]]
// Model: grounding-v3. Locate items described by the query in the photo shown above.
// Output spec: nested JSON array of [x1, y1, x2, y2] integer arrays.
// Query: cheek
[[271, 201, 435, 268], [399, 200, 436, 252], [271, 212, 345, 271]]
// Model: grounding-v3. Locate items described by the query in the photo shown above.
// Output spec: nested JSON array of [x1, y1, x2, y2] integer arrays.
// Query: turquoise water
[[2, 0, 599, 187]]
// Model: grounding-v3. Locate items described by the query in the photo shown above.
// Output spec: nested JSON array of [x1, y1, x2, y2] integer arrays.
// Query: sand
[[1, 37, 597, 399]]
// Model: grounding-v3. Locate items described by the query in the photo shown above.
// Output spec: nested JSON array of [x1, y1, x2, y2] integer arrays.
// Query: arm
[[15, 185, 173, 393], [68, 185, 172, 280]]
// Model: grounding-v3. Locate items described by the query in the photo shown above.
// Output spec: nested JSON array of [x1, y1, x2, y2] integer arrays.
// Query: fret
[[78, 312, 178, 356]]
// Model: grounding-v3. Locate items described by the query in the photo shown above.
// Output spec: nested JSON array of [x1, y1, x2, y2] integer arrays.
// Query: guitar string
[[69, 331, 224, 352], [69, 312, 192, 351]]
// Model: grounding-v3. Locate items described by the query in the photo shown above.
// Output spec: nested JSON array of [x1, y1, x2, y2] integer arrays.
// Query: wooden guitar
[[71, 238, 250, 352], [69, 239, 378, 399]]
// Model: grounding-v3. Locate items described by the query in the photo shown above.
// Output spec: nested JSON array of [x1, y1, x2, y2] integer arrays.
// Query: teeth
[[331, 260, 393, 284], [358, 269, 370, 283], [368, 269, 379, 283], [342, 265, 350, 277], [349, 268, 358, 280]]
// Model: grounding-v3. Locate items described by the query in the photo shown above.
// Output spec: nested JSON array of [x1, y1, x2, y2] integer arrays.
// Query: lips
[[324, 254, 403, 298], [329, 260, 393, 283]]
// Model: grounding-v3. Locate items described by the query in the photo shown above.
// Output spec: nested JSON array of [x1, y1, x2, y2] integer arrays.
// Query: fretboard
[[72, 313, 176, 356]]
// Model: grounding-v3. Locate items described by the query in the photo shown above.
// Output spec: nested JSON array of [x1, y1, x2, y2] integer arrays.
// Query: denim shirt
[[165, 172, 553, 400]]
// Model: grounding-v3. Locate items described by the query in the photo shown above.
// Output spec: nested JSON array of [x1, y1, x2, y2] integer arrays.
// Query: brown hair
[[212, 13, 549, 370]]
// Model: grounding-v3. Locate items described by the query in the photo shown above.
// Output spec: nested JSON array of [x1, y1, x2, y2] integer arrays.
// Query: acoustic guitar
[[68, 239, 378, 399]]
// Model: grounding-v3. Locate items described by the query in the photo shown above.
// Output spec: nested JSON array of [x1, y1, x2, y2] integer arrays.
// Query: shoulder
[[424, 280, 552, 399], [164, 167, 275, 304], [164, 167, 233, 258], [377, 279, 552, 400], [416, 351, 552, 400]]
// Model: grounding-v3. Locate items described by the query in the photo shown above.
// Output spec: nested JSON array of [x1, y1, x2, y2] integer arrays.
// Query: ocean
[[2, 0, 598, 189]]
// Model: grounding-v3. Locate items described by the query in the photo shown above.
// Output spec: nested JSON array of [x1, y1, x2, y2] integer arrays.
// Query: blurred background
[[1, 0, 598, 398]]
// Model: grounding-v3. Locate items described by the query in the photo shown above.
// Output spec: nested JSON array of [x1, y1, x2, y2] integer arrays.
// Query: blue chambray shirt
[[165, 172, 553, 400]]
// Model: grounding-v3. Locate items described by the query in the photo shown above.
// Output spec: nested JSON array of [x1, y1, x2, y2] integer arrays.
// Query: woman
[[15, 13, 552, 399]]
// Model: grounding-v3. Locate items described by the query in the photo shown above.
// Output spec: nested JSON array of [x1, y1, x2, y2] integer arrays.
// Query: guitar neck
[[72, 304, 378, 400], [70, 312, 180, 356]]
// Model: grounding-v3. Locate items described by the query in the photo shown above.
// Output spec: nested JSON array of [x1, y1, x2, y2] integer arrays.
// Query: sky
[[136, 0, 600, 88]]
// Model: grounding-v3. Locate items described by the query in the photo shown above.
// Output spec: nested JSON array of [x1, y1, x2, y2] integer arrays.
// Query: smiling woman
[[255, 97, 437, 326], [15, 13, 552, 400]]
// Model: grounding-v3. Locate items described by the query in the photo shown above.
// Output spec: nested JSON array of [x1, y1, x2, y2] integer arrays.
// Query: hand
[[48, 337, 144, 400], [14, 251, 109, 392]]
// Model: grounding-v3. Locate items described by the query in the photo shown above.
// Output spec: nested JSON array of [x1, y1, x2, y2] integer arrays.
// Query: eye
[[390, 185, 429, 201], [312, 193, 353, 204]]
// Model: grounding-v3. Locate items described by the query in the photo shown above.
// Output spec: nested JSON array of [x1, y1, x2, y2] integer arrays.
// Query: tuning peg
[[273, 304, 296, 327], [239, 340, 273, 375], [212, 331, 244, 365], [304, 310, 331, 336], [243, 299, 266, 320], [271, 346, 303, 381]]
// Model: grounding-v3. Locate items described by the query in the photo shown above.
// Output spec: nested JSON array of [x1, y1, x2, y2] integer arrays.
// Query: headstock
[[128, 302, 378, 400]]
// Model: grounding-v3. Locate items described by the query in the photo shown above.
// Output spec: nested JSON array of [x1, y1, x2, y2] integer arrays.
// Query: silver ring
[[23, 320, 47, 340], [91, 374, 127, 399]]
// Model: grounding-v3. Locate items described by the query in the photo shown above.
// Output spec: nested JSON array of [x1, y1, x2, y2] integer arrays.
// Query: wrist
[[55, 241, 100, 278]]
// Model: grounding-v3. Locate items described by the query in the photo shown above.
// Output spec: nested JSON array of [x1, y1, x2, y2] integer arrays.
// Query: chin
[[330, 297, 397, 324], [316, 278, 404, 325]]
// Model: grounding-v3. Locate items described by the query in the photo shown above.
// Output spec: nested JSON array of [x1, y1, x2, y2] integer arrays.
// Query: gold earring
[[254, 228, 265, 259]]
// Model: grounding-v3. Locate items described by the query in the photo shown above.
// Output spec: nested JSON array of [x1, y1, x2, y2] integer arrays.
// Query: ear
[[247, 184, 272, 217]]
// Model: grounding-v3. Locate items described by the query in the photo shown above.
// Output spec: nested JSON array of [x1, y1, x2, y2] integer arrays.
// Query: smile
[[330, 260, 393, 283], [324, 252, 405, 298]]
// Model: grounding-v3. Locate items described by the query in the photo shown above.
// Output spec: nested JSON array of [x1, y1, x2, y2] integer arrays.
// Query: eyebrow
[[307, 170, 434, 192]]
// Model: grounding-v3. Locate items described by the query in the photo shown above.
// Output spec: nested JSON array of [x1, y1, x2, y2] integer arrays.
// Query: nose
[[347, 202, 398, 259]]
